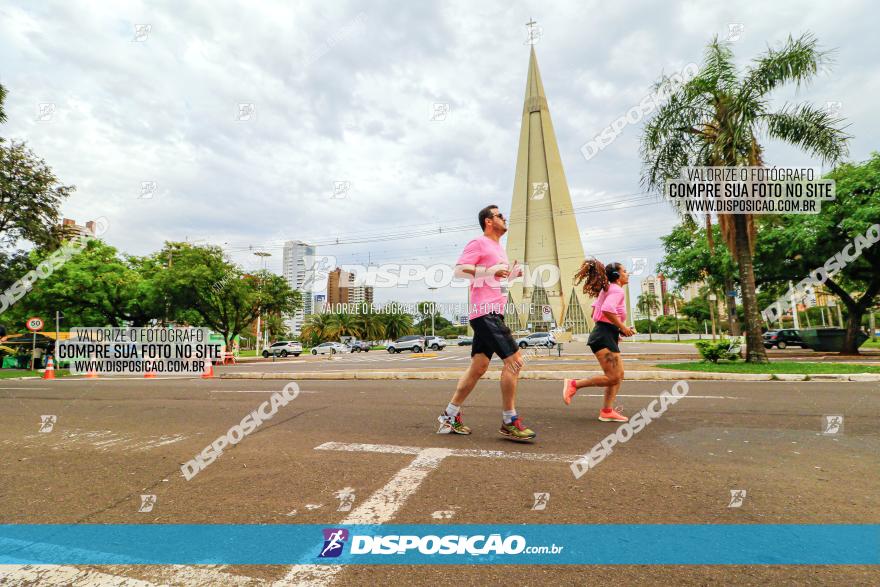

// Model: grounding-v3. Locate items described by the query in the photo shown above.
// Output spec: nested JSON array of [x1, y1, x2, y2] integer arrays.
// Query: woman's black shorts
[[588, 321, 621, 354]]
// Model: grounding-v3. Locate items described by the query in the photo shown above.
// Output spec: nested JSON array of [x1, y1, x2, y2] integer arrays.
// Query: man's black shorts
[[588, 321, 621, 354], [470, 313, 518, 360]]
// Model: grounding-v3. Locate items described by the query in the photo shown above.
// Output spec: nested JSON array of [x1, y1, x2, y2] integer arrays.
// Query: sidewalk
[[220, 369, 880, 383]]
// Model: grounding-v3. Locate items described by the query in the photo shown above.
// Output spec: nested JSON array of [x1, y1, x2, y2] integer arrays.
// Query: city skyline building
[[282, 240, 316, 334]]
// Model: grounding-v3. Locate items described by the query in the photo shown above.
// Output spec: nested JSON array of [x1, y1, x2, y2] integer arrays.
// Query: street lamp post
[[428, 287, 438, 337], [253, 251, 272, 354]]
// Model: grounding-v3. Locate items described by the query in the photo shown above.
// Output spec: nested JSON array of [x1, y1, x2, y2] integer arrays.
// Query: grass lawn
[[655, 361, 880, 374], [625, 339, 698, 344], [0, 369, 70, 379], [861, 339, 880, 349]]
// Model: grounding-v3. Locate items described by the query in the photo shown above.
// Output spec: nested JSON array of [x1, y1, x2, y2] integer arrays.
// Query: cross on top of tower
[[524, 18, 541, 45]]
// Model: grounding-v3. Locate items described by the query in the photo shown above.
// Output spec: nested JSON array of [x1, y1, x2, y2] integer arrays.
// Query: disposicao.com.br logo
[[318, 529, 563, 557]]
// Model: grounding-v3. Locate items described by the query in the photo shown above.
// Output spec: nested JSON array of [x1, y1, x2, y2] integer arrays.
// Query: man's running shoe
[[598, 407, 628, 422], [563, 378, 577, 405], [499, 417, 536, 442], [437, 412, 471, 435]]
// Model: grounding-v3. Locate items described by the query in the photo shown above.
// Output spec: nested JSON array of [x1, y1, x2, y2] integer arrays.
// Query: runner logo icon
[[319, 528, 349, 558]]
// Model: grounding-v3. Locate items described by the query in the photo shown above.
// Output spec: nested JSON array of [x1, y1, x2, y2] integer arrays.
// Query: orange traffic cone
[[143, 351, 158, 378], [85, 354, 98, 379], [201, 360, 214, 379], [42, 356, 56, 380]]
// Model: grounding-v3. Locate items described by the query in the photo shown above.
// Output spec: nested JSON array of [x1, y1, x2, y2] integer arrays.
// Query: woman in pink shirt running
[[562, 259, 634, 422]]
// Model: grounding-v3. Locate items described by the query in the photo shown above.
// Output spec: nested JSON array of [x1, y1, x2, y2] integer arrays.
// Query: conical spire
[[504, 46, 594, 334]]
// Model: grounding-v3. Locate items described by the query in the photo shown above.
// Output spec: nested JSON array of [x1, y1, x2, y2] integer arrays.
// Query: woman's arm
[[603, 311, 634, 336]]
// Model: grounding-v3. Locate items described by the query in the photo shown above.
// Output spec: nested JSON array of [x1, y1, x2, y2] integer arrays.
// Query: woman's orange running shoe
[[598, 408, 628, 422], [562, 379, 577, 405]]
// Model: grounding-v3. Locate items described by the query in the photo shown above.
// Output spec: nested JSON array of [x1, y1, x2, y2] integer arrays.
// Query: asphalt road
[[1, 375, 878, 585], [219, 343, 880, 374]]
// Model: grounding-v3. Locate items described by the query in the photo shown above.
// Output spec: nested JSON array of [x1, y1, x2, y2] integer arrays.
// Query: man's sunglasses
[[491, 212, 506, 220]]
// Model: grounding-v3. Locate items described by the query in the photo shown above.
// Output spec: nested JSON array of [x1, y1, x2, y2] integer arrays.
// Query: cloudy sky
[[1, 0, 877, 314]]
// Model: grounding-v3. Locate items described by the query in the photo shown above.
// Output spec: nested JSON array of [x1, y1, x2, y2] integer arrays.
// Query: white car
[[386, 335, 426, 354], [262, 340, 302, 358], [424, 336, 447, 350], [515, 332, 556, 348], [311, 342, 350, 355]]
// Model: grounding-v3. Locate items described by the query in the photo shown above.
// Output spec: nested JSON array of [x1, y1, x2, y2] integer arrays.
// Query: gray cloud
[[0, 0, 876, 311]]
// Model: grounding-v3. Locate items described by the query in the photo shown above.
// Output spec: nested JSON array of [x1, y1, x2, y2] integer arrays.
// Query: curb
[[219, 371, 880, 382]]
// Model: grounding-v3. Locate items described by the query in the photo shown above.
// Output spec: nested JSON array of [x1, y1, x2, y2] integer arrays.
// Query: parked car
[[311, 342, 349, 355], [424, 336, 447, 350], [262, 340, 302, 358], [387, 335, 426, 353], [515, 332, 556, 349], [346, 340, 370, 353], [457, 337, 473, 346], [762, 329, 808, 349]]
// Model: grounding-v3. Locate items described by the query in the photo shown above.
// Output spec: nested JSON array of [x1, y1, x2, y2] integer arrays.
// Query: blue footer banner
[[1, 524, 877, 565]]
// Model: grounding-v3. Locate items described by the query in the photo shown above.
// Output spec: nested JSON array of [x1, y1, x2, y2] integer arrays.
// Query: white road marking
[[17, 429, 187, 453], [280, 441, 585, 585], [0, 565, 157, 586], [209, 389, 320, 394], [47, 376, 199, 381], [576, 393, 740, 399], [431, 510, 456, 519]]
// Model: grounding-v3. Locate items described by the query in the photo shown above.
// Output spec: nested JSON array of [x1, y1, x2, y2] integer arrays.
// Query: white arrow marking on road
[[279, 441, 581, 585]]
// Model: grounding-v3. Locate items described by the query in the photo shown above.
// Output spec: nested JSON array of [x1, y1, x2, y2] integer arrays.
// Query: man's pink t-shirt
[[591, 282, 626, 325], [457, 236, 511, 320]]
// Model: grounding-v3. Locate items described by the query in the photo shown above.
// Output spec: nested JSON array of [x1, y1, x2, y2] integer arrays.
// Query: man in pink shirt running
[[436, 204, 536, 442]]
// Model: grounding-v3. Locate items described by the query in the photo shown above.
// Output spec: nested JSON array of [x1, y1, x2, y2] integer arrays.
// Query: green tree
[[636, 293, 661, 341], [327, 311, 362, 339], [155, 243, 300, 347], [663, 290, 684, 340], [0, 140, 75, 247], [754, 154, 880, 354], [0, 82, 7, 124], [658, 222, 741, 333], [263, 312, 291, 341], [19, 239, 156, 327], [379, 307, 413, 341], [301, 313, 334, 345], [414, 301, 452, 335], [680, 295, 711, 325], [641, 33, 850, 362], [355, 310, 386, 342]]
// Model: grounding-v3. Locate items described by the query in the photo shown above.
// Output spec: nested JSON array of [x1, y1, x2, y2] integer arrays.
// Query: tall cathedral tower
[[504, 46, 594, 334]]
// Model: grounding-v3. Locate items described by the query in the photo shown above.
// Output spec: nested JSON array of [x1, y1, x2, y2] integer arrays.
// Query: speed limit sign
[[26, 317, 44, 332]]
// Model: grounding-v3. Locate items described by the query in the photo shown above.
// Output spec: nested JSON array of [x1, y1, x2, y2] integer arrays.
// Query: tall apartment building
[[639, 274, 668, 319], [282, 240, 316, 334], [58, 218, 100, 238], [680, 281, 703, 303], [326, 267, 374, 308]]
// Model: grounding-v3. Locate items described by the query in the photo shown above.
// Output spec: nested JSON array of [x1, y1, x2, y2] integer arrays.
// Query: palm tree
[[637, 293, 661, 341], [380, 309, 414, 342], [664, 291, 684, 341], [300, 313, 333, 345], [355, 310, 386, 343], [327, 311, 362, 340], [641, 33, 850, 362]]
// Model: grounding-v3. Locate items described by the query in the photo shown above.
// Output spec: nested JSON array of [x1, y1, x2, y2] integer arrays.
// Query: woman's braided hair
[[574, 258, 623, 297]]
